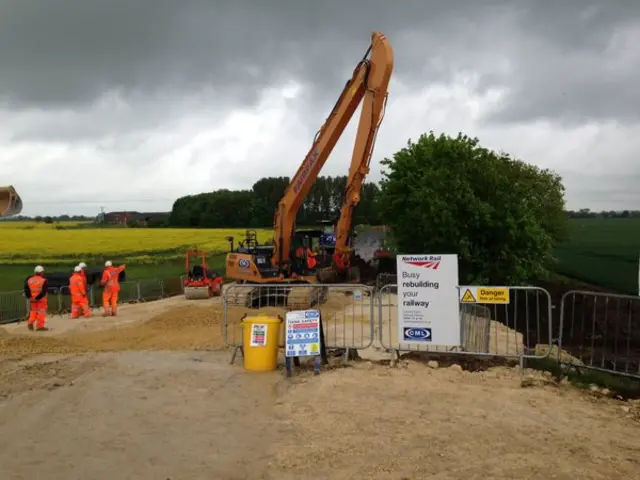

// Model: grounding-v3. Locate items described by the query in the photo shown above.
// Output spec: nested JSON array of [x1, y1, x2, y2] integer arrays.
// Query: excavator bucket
[[0, 186, 22, 218]]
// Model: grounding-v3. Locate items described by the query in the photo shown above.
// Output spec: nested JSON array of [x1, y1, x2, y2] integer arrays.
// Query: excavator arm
[[271, 31, 394, 272], [0, 185, 23, 218]]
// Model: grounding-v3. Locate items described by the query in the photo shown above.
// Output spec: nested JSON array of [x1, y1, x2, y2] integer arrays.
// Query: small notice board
[[285, 309, 326, 376], [459, 286, 510, 304]]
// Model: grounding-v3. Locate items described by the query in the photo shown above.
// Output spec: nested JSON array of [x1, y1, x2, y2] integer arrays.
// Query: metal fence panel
[[139, 279, 164, 301], [0, 290, 28, 324], [558, 290, 640, 379], [223, 283, 375, 351], [378, 284, 553, 359]]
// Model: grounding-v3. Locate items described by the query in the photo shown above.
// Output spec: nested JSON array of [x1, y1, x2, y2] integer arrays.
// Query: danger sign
[[459, 286, 510, 304]]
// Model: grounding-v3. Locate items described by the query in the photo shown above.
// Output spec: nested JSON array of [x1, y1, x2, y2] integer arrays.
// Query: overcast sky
[[1, 0, 638, 216]]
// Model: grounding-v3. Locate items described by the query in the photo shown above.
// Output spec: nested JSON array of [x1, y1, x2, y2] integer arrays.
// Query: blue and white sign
[[238, 259, 250, 268], [285, 309, 321, 357], [403, 327, 432, 341], [397, 254, 460, 346]]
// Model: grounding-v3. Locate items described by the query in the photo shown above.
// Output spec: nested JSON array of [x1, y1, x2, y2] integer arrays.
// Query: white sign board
[[397, 254, 460, 346], [285, 309, 321, 357], [249, 323, 268, 347]]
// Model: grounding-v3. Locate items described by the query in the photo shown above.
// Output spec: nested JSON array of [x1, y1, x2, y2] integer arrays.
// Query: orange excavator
[[225, 31, 393, 307], [0, 186, 23, 218]]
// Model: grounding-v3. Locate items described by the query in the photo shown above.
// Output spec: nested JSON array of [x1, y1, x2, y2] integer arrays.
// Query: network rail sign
[[396, 254, 460, 346]]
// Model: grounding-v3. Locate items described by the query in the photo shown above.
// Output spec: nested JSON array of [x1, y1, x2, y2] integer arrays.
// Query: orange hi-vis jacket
[[69, 272, 87, 297], [25, 275, 48, 301], [101, 265, 125, 292]]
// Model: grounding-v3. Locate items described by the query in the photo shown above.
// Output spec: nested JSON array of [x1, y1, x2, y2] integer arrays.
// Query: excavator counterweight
[[0, 186, 23, 218]]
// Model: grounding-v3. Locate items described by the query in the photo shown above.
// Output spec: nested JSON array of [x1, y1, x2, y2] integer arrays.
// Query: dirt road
[[0, 296, 639, 479]]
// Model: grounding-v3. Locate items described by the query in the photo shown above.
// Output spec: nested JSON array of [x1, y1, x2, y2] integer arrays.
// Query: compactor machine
[[0, 185, 23, 218], [183, 249, 223, 300], [225, 30, 394, 309]]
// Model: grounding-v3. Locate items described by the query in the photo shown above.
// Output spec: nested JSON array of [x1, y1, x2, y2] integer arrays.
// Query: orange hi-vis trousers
[[71, 295, 91, 318], [102, 290, 119, 315], [28, 299, 48, 329]]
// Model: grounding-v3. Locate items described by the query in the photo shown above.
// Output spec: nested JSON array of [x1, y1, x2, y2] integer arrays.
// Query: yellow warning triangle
[[461, 288, 476, 303]]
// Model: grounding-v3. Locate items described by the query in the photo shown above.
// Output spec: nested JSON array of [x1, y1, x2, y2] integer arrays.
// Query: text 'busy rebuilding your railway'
[[401, 271, 439, 307]]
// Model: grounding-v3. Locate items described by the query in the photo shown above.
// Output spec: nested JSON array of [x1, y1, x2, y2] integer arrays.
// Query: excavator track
[[224, 282, 328, 310]]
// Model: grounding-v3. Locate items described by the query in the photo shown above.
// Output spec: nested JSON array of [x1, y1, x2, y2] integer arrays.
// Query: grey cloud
[[2, 0, 637, 130]]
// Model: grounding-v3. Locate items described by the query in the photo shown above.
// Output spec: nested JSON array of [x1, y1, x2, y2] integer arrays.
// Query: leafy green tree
[[379, 132, 568, 285]]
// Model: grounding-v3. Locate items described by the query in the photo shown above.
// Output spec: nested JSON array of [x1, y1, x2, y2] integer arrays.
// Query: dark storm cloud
[[0, 0, 637, 124]]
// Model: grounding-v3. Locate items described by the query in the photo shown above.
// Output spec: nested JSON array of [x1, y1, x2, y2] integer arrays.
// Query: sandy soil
[[1, 294, 639, 479]]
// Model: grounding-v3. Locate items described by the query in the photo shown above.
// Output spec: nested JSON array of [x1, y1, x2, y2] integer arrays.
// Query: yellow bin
[[242, 315, 282, 372]]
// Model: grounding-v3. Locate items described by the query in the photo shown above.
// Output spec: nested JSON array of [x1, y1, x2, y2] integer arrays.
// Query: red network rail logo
[[404, 260, 441, 270]]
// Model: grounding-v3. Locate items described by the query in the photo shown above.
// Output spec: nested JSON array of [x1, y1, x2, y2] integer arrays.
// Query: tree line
[[168, 176, 381, 228]]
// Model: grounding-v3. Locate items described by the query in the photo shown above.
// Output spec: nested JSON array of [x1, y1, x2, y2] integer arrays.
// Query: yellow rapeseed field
[[0, 222, 272, 264]]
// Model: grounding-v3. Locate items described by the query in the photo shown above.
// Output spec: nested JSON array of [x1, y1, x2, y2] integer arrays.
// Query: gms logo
[[305, 310, 320, 319], [238, 259, 250, 268], [403, 327, 432, 342], [402, 255, 442, 270]]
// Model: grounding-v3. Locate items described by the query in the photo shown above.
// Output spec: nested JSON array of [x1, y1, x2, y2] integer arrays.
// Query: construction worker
[[295, 244, 317, 270], [24, 265, 48, 331], [69, 266, 91, 319], [100, 260, 126, 316]]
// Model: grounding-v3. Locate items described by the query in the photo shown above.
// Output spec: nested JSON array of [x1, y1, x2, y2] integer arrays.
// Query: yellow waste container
[[242, 315, 282, 372]]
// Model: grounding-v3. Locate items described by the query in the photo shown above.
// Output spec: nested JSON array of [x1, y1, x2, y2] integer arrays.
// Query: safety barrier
[[558, 290, 640, 379], [0, 290, 29, 324], [378, 284, 554, 360], [0, 278, 179, 321], [223, 283, 375, 352]]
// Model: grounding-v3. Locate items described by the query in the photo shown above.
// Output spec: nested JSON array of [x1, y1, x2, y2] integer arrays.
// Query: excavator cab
[[0, 186, 23, 218]]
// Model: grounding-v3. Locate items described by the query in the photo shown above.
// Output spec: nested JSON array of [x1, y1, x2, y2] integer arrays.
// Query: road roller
[[183, 249, 223, 300]]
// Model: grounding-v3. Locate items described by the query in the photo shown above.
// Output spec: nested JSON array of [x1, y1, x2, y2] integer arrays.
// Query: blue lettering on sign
[[305, 310, 320, 319], [238, 259, 250, 268], [403, 327, 432, 342]]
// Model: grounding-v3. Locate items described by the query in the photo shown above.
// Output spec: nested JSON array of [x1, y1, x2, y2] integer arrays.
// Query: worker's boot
[[35, 327, 49, 332], [27, 323, 34, 331]]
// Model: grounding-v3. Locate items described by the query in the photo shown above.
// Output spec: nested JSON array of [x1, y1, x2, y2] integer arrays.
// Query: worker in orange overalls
[[24, 265, 49, 331], [69, 266, 91, 319], [295, 245, 317, 270], [100, 260, 126, 316]]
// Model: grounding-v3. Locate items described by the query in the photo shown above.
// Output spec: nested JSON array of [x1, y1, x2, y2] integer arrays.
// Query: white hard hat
[[34, 265, 44, 273], [74, 266, 82, 272], [105, 260, 112, 267], [78, 262, 87, 269]]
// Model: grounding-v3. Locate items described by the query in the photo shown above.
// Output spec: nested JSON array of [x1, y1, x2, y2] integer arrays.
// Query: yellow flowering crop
[[0, 223, 272, 264]]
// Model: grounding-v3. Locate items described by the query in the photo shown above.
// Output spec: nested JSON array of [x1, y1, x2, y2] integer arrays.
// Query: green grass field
[[554, 218, 639, 295], [0, 219, 637, 295]]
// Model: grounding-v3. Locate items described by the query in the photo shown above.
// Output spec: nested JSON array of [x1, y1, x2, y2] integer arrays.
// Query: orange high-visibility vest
[[27, 276, 46, 300], [69, 273, 86, 296]]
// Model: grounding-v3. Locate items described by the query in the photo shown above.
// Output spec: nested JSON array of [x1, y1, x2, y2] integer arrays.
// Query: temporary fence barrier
[[0, 290, 29, 325], [223, 283, 375, 354], [377, 284, 554, 361], [0, 278, 179, 321], [558, 290, 640, 379]]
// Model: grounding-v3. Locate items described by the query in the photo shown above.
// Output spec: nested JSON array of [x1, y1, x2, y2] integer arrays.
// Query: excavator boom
[[271, 31, 394, 271], [0, 185, 23, 218]]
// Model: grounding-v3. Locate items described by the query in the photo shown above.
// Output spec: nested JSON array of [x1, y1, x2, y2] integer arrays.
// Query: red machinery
[[183, 249, 223, 299]]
